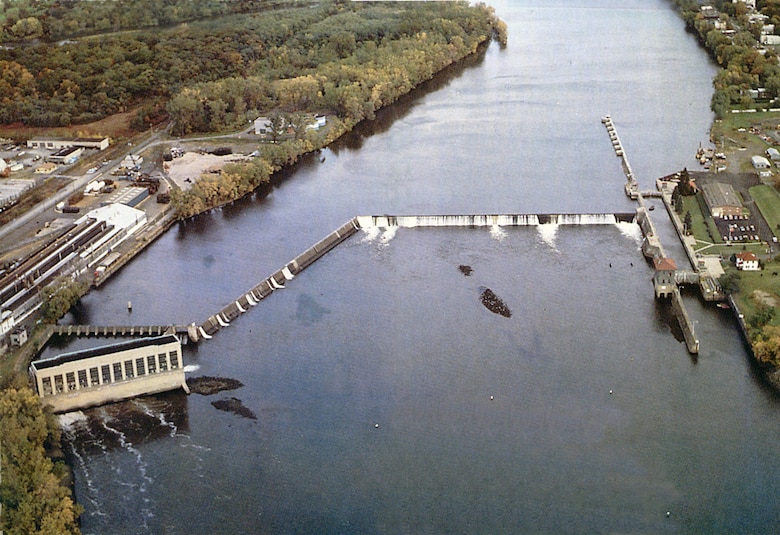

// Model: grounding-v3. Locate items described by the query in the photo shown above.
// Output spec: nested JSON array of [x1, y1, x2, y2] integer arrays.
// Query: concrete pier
[[602, 115, 640, 199], [603, 115, 699, 354], [200, 218, 361, 336]]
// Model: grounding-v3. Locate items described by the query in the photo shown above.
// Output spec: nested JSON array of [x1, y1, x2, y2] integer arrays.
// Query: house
[[734, 0, 757, 10], [653, 257, 677, 299], [306, 115, 327, 131], [35, 162, 58, 174], [761, 34, 780, 46], [254, 116, 271, 135], [701, 182, 744, 218], [700, 5, 721, 20], [735, 251, 760, 271]]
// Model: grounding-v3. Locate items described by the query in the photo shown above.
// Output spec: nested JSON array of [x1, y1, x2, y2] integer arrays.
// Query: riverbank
[[168, 38, 502, 219], [665, 2, 780, 386]]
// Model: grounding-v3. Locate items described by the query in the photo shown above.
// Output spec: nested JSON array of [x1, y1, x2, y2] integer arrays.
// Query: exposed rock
[[211, 397, 257, 420], [459, 264, 473, 276], [187, 376, 243, 396], [480, 287, 511, 318]]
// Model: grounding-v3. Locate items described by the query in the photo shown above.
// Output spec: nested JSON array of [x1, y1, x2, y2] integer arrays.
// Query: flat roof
[[702, 182, 742, 209], [32, 334, 179, 371], [30, 137, 108, 143], [52, 146, 81, 157]]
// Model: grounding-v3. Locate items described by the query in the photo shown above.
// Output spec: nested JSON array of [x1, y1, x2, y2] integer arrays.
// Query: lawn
[[732, 264, 780, 327], [750, 184, 780, 240], [680, 194, 717, 244]]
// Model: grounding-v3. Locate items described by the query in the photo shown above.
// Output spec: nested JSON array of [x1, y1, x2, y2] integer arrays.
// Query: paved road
[[0, 131, 167, 244]]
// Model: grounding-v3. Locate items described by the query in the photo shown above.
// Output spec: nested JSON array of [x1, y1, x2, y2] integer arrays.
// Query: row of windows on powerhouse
[[38, 351, 180, 397]]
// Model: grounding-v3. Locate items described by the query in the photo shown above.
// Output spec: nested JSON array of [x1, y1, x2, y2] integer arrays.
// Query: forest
[[0, 0, 302, 43], [669, 0, 780, 117], [0, 384, 81, 535], [0, 1, 506, 129]]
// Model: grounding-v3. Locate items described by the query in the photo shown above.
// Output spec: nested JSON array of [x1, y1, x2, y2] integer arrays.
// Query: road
[[0, 130, 167, 245]]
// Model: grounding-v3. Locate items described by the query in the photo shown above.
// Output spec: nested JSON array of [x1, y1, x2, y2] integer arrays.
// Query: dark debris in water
[[187, 376, 243, 396], [459, 265, 473, 276], [211, 397, 257, 420], [480, 287, 512, 318]]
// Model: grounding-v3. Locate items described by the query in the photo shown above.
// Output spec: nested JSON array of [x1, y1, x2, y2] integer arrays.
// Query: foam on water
[[58, 410, 88, 431], [183, 364, 200, 373], [536, 224, 559, 252], [615, 221, 643, 246], [490, 224, 507, 242], [361, 226, 380, 243], [379, 226, 398, 248]]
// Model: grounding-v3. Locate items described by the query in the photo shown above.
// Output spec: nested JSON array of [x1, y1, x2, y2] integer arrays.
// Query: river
[[44, 0, 780, 532]]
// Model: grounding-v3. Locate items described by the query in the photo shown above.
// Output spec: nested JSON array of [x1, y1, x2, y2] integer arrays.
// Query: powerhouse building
[[30, 334, 189, 413]]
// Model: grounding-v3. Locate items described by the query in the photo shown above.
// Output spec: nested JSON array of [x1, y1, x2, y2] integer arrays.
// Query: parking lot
[[712, 214, 763, 243]]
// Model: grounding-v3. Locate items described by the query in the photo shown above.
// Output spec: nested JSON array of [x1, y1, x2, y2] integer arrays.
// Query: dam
[[42, 116, 707, 377], [355, 213, 636, 228]]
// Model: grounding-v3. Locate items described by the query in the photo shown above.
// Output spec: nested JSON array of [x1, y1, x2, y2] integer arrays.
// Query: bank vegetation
[[667, 0, 780, 381], [669, 0, 780, 117]]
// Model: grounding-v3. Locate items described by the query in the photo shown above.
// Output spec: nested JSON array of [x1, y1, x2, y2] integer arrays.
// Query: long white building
[[30, 334, 189, 413]]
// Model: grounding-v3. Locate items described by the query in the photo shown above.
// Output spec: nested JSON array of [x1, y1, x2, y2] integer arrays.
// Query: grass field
[[751, 184, 780, 240], [732, 264, 780, 327]]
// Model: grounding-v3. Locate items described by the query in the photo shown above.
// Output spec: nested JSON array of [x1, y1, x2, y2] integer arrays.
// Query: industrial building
[[48, 146, 83, 165], [29, 334, 188, 413], [27, 137, 110, 151], [701, 182, 744, 218], [0, 203, 147, 328]]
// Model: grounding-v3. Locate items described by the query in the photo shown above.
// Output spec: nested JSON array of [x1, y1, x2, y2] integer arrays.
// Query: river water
[[45, 0, 780, 533]]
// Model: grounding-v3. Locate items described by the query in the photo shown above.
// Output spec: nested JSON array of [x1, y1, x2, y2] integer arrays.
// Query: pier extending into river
[[603, 115, 700, 354]]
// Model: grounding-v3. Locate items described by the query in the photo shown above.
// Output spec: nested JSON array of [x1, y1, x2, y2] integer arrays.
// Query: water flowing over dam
[[355, 213, 636, 228]]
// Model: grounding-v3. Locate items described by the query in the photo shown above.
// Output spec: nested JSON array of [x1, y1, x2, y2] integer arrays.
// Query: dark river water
[[44, 0, 780, 532]]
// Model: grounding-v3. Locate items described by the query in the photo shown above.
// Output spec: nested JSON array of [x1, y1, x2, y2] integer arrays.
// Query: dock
[[603, 115, 700, 354]]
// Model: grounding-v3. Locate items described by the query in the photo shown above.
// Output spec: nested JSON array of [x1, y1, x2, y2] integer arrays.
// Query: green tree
[[677, 168, 697, 196], [0, 387, 82, 535], [38, 278, 88, 324], [267, 111, 286, 143]]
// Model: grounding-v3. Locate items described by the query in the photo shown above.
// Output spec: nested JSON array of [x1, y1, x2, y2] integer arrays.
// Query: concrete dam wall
[[355, 213, 636, 229], [199, 218, 360, 337]]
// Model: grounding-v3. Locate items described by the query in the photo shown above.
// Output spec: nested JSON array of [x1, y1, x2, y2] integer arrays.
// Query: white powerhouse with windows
[[29, 334, 189, 413]]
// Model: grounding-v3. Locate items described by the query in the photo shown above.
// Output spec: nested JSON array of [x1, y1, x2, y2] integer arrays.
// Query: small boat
[[648, 205, 655, 211], [717, 302, 730, 309]]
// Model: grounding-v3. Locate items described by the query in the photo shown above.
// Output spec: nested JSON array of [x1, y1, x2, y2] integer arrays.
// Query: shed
[[10, 327, 27, 347], [767, 147, 780, 161], [752, 155, 771, 169]]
